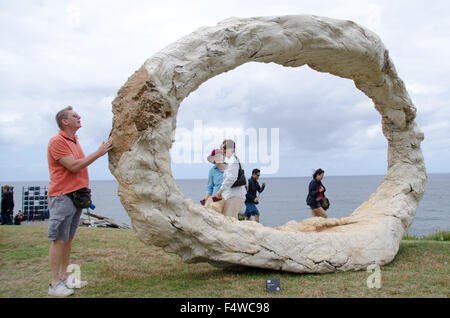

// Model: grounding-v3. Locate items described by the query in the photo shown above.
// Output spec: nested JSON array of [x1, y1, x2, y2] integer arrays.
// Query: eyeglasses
[[72, 113, 80, 119]]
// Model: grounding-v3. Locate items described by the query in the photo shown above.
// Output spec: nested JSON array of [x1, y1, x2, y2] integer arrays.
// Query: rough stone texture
[[108, 15, 427, 273]]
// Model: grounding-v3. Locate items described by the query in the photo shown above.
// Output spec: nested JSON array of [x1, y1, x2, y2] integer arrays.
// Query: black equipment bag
[[67, 188, 92, 209]]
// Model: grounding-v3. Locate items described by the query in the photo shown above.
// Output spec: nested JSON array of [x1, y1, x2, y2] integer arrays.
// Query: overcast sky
[[0, 0, 449, 181]]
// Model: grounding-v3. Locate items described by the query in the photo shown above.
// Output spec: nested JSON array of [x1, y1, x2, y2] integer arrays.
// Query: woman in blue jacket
[[202, 148, 225, 203], [306, 169, 327, 218]]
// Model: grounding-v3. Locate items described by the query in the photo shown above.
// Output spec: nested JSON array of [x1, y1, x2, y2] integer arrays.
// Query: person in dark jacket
[[244, 169, 266, 223], [14, 211, 23, 225], [306, 169, 327, 218], [1, 185, 14, 225]]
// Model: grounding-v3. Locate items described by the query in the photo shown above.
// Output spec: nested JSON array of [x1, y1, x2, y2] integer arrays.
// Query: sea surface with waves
[[3, 173, 449, 236]]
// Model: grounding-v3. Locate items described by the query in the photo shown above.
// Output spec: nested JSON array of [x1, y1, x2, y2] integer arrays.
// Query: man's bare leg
[[60, 237, 73, 281], [49, 240, 66, 287]]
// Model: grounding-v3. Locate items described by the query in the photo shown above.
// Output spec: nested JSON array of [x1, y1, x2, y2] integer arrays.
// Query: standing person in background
[[46, 106, 113, 297], [244, 169, 266, 223], [201, 148, 225, 214], [202, 148, 225, 203], [215, 140, 247, 219], [1, 185, 14, 225], [306, 168, 328, 218]]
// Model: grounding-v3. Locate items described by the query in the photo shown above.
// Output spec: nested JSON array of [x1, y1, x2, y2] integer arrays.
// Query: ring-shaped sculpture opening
[[172, 61, 389, 227]]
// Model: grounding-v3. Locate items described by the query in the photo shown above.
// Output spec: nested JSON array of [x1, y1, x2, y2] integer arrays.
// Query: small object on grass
[[266, 278, 281, 293]]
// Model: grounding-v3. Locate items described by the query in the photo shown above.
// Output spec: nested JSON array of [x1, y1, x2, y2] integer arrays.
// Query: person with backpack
[[215, 139, 247, 219], [244, 169, 266, 223]]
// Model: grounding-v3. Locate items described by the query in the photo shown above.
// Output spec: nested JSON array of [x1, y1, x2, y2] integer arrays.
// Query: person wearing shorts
[[244, 169, 266, 223], [47, 195, 83, 242], [244, 201, 260, 220], [47, 106, 113, 297]]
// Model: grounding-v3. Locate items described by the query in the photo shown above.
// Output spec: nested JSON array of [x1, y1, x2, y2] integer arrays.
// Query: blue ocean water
[[3, 174, 449, 236], [176, 174, 450, 236]]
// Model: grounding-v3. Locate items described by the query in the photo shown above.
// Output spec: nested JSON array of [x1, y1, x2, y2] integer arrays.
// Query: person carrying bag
[[306, 168, 330, 218], [215, 140, 247, 219]]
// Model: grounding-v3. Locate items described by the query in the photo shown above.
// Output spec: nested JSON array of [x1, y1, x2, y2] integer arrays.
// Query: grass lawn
[[0, 225, 448, 298]]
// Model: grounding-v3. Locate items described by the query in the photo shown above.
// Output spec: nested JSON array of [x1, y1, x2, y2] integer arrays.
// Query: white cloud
[[366, 3, 383, 30], [406, 83, 447, 96]]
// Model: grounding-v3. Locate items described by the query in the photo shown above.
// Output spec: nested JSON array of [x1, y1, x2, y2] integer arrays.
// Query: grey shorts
[[48, 194, 82, 242]]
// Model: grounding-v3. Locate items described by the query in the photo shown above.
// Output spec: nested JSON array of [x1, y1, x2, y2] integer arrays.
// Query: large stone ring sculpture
[[108, 15, 427, 273]]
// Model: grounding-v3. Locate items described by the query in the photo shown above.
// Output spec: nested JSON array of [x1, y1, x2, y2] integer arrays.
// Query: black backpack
[[231, 156, 246, 188]]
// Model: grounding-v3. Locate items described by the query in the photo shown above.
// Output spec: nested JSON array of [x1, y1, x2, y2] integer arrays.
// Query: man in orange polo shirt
[[47, 106, 112, 297]]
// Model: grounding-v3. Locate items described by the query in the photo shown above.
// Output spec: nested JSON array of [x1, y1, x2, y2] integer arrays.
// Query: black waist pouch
[[67, 188, 92, 209]]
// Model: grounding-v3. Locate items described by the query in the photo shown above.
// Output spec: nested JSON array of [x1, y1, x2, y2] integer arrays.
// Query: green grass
[[403, 230, 450, 242], [0, 226, 449, 298]]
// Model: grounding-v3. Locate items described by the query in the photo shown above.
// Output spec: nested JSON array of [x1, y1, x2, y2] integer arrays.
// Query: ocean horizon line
[[2, 172, 449, 184]]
